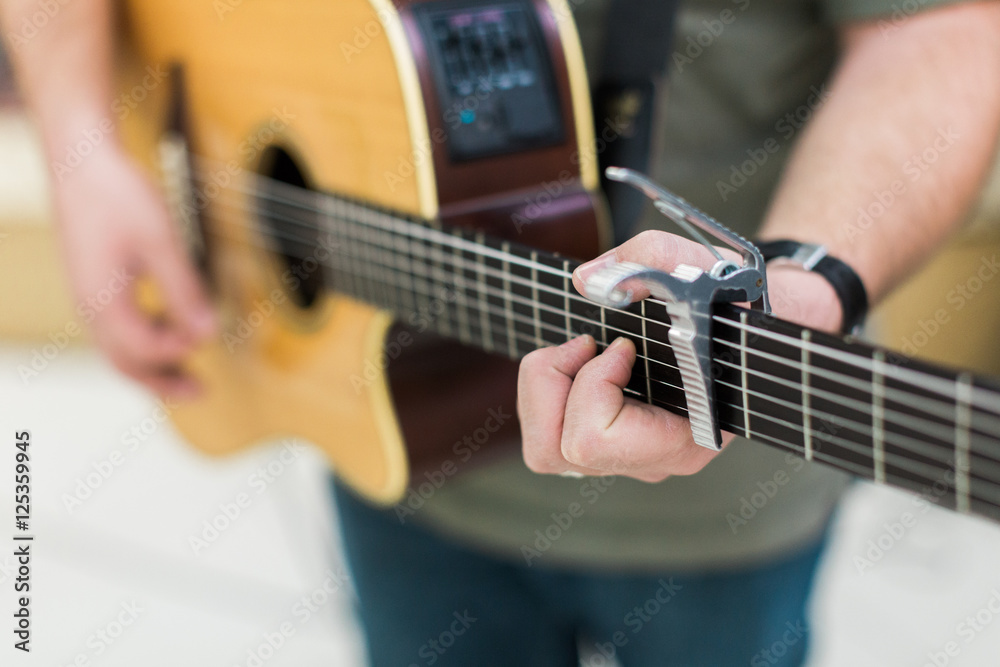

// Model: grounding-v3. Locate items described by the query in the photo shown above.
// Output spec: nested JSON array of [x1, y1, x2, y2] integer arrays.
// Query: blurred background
[[3, 24, 1000, 667]]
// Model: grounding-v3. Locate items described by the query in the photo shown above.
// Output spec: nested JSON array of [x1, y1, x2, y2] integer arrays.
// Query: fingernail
[[608, 336, 631, 351], [559, 470, 586, 478], [574, 249, 617, 285], [561, 334, 594, 349]]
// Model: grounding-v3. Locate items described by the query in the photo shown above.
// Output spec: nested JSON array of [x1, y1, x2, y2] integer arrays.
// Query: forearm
[[1, 0, 115, 163], [759, 2, 1000, 306]]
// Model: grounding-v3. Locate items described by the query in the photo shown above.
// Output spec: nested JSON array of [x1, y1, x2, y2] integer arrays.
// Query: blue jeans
[[332, 480, 826, 667]]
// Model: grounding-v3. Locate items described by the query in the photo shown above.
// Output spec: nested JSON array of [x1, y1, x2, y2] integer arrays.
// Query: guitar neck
[[258, 186, 1000, 523]]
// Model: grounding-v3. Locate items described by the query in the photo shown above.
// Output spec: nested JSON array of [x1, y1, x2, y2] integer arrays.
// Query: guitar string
[[195, 171, 1000, 415], [197, 193, 1000, 464], [202, 193, 1000, 441], [197, 208, 1000, 485], [184, 173, 1000, 456]]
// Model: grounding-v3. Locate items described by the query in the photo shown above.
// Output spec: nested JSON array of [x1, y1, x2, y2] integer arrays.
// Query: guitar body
[[117, 0, 606, 503]]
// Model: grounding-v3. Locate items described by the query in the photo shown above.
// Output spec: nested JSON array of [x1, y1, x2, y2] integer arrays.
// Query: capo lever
[[583, 168, 772, 450]]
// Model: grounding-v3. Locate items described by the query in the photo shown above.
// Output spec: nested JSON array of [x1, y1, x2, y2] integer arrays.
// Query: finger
[[141, 370, 203, 399], [518, 335, 605, 475], [140, 228, 216, 341], [95, 289, 193, 366], [572, 230, 742, 298], [103, 342, 202, 399], [561, 337, 721, 480], [99, 330, 202, 399]]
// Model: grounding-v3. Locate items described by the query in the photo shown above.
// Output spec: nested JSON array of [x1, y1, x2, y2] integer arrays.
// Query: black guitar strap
[[594, 0, 683, 242]]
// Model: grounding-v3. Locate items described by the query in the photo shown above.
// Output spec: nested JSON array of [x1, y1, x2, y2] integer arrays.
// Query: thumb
[[140, 227, 215, 341]]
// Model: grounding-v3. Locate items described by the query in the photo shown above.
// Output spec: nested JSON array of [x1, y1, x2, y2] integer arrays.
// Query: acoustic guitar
[[117, 0, 1000, 522]]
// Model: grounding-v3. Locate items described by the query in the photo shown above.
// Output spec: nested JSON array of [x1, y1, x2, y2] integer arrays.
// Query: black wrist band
[[756, 240, 869, 335]]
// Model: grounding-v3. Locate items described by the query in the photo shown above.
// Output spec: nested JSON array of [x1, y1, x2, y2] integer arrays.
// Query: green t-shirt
[[408, 0, 969, 572]]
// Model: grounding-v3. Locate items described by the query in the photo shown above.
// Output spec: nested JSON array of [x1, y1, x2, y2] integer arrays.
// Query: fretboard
[[253, 185, 1000, 523]]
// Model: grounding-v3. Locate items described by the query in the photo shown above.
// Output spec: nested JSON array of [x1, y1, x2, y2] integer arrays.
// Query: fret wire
[[705, 370, 1000, 488], [743, 429, 997, 515], [475, 232, 494, 353], [211, 193, 1000, 438], [321, 197, 355, 300], [710, 353, 1000, 476], [563, 260, 573, 342], [429, 235, 454, 339], [378, 211, 413, 313], [392, 214, 420, 316], [600, 306, 608, 347], [711, 336, 1000, 444], [530, 252, 543, 347], [641, 301, 653, 404], [501, 242, 518, 359], [365, 207, 392, 309], [638, 384, 1000, 505], [801, 329, 813, 461], [957, 373, 973, 513], [719, 314, 1000, 416], [410, 227, 434, 330], [873, 351, 886, 485], [452, 240, 472, 345], [634, 389, 952, 498], [740, 312, 752, 440]]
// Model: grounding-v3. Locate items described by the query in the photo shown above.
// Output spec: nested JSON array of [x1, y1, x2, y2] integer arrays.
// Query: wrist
[[766, 264, 844, 333], [48, 129, 126, 190], [756, 239, 868, 334], [42, 110, 123, 182]]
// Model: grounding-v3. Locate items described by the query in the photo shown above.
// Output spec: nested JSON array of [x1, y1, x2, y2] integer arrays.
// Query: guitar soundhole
[[257, 147, 324, 309]]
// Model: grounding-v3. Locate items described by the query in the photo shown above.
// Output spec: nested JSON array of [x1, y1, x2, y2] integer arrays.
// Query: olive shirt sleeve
[[823, 0, 975, 25]]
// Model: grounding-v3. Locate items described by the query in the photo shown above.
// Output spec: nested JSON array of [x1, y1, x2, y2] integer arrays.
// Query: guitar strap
[[594, 0, 683, 242]]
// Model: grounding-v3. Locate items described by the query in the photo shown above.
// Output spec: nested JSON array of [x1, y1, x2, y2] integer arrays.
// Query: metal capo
[[583, 167, 772, 450]]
